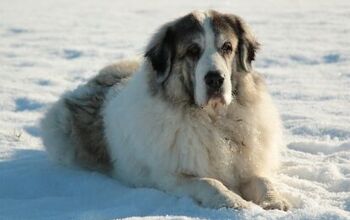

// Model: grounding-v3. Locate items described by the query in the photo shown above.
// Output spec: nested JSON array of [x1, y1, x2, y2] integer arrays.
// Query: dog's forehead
[[172, 13, 203, 40], [170, 11, 238, 48], [191, 10, 209, 24], [191, 11, 237, 44], [211, 11, 238, 42], [190, 11, 215, 39]]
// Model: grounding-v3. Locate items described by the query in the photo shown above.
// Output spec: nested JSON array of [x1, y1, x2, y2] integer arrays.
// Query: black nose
[[205, 71, 224, 91]]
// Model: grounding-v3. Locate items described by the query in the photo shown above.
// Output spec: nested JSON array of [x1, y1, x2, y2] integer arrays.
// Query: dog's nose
[[205, 71, 224, 91]]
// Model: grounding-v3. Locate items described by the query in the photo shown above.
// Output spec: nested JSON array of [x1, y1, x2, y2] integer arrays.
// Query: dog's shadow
[[0, 149, 245, 219]]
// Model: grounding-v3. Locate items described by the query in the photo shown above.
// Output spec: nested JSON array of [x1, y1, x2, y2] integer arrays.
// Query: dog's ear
[[145, 23, 175, 84], [225, 15, 260, 72]]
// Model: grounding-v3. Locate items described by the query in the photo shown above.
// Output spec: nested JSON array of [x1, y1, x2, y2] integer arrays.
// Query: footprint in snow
[[15, 98, 44, 112]]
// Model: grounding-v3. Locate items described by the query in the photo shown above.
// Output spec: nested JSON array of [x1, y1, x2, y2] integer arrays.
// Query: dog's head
[[145, 10, 259, 113]]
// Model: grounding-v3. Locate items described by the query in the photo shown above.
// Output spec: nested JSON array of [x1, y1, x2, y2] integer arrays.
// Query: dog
[[41, 10, 290, 211]]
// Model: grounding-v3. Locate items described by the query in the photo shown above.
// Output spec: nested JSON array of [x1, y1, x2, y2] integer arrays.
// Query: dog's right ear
[[145, 23, 175, 84]]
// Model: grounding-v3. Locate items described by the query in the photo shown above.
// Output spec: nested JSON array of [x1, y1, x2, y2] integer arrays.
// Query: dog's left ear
[[225, 14, 260, 72], [145, 23, 175, 84]]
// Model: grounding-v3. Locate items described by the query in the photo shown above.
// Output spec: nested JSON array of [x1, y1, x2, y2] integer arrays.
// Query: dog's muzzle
[[205, 71, 226, 102]]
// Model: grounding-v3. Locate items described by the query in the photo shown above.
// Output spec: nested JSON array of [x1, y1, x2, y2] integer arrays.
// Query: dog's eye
[[186, 44, 201, 59], [221, 42, 232, 55]]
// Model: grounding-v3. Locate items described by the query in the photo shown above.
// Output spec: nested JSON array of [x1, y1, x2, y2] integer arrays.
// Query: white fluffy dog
[[41, 10, 290, 210]]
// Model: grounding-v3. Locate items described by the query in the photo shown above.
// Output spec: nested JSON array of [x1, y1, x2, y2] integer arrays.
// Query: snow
[[0, 0, 350, 219]]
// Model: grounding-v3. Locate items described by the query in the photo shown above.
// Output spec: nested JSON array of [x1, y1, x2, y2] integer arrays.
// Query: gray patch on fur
[[64, 60, 139, 172], [65, 88, 111, 172]]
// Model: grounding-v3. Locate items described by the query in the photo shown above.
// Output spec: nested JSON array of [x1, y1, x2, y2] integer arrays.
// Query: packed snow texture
[[0, 0, 350, 219]]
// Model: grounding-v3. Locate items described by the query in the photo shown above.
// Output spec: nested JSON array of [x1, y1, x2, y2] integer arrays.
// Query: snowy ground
[[1, 0, 350, 219]]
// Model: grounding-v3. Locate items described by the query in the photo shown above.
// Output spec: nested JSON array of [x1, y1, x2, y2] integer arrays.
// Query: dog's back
[[40, 59, 139, 172]]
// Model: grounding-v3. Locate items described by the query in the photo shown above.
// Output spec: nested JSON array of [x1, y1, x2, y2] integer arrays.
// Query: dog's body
[[41, 10, 289, 210]]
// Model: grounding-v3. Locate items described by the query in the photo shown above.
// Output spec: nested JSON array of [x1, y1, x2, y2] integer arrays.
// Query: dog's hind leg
[[41, 59, 140, 172], [40, 98, 76, 166]]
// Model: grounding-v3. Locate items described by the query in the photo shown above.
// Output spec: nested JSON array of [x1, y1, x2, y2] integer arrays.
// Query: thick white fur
[[41, 11, 290, 210], [42, 59, 289, 210], [102, 61, 288, 209]]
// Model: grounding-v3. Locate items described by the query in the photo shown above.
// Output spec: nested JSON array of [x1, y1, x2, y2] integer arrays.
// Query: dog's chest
[[106, 90, 257, 187], [154, 113, 249, 184]]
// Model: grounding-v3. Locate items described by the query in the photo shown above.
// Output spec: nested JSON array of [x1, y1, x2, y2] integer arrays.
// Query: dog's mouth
[[208, 94, 226, 108], [201, 94, 228, 116]]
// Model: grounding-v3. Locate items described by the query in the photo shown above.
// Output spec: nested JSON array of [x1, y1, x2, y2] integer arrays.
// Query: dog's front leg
[[240, 176, 290, 211], [162, 175, 250, 209]]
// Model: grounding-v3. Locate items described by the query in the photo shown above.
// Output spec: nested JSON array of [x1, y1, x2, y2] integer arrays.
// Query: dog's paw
[[202, 190, 251, 209], [225, 196, 251, 209], [260, 196, 290, 211]]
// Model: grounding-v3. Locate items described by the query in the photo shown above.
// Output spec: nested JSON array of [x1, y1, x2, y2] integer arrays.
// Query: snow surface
[[1, 0, 350, 219]]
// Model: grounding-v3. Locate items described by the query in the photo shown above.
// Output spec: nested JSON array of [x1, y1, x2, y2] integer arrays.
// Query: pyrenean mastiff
[[41, 10, 290, 210]]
